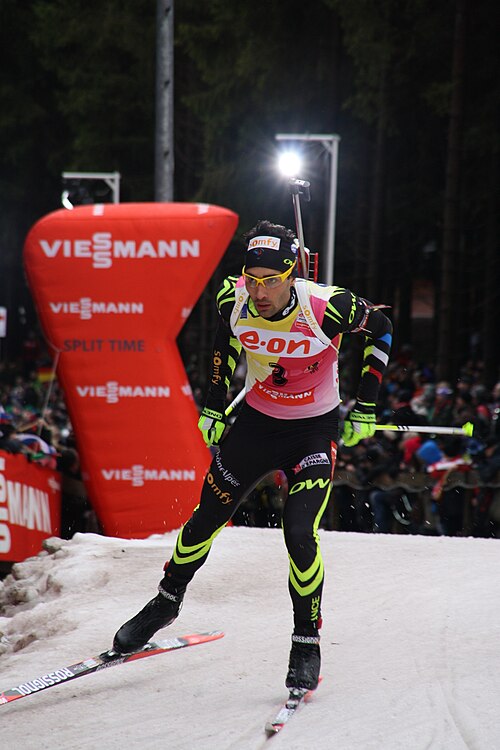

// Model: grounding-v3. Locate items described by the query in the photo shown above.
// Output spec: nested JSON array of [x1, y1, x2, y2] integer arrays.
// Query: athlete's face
[[244, 266, 294, 318]]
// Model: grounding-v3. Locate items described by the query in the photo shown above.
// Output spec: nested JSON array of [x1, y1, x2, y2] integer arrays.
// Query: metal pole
[[109, 172, 120, 203], [155, 0, 174, 202], [37, 351, 61, 436], [275, 134, 341, 285], [289, 178, 311, 277], [324, 137, 340, 286], [375, 422, 474, 437], [225, 387, 246, 417]]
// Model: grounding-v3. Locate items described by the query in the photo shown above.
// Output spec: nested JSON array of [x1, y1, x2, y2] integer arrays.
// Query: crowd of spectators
[[0, 341, 98, 539], [226, 346, 500, 539], [332, 347, 500, 539], [1, 333, 499, 540]]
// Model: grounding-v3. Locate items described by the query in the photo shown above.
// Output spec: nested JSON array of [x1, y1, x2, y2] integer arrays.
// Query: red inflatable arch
[[23, 202, 238, 538]]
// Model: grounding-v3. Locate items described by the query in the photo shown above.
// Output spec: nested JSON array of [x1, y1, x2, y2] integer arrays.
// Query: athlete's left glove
[[198, 407, 226, 447], [342, 402, 377, 447]]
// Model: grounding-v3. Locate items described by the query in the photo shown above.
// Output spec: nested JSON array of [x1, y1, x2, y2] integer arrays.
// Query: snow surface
[[1, 528, 499, 750]]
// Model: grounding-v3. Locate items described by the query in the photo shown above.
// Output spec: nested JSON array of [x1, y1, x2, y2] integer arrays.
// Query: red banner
[[23, 202, 238, 538], [0, 451, 61, 562]]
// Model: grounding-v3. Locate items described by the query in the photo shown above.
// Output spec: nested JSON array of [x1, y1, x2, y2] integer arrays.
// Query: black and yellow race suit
[[163, 277, 392, 634]]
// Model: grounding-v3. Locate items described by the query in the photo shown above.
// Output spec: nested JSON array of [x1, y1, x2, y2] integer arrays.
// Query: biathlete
[[113, 219, 393, 691]]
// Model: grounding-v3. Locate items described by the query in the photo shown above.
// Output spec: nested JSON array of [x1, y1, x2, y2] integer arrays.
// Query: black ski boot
[[285, 634, 321, 691], [113, 582, 184, 654]]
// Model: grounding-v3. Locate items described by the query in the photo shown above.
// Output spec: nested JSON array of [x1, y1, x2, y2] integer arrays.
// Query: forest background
[[0, 0, 498, 388]]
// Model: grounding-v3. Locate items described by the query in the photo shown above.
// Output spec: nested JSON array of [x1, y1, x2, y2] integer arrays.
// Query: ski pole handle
[[375, 422, 474, 437]]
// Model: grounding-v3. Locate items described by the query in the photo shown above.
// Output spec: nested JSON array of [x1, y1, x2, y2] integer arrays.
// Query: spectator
[[15, 432, 58, 470], [0, 420, 29, 455], [57, 448, 99, 538], [232, 471, 286, 528], [416, 438, 443, 468], [472, 439, 500, 538], [453, 391, 475, 427], [427, 437, 472, 536], [489, 382, 500, 440], [429, 382, 454, 426], [410, 383, 435, 422]]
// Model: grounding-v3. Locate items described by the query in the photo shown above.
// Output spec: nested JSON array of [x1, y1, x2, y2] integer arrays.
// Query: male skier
[[113, 220, 392, 691]]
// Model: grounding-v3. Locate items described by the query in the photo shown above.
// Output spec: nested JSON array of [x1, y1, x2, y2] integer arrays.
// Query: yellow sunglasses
[[242, 261, 296, 289]]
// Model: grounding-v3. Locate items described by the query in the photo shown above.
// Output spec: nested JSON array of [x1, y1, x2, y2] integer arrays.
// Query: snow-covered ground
[[0, 528, 499, 749]]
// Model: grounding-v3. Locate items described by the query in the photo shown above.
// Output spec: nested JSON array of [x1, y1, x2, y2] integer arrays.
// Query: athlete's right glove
[[342, 402, 377, 447], [198, 407, 226, 447]]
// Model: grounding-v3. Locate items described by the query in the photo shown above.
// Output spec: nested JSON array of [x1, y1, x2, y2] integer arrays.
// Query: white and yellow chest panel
[[230, 278, 341, 418]]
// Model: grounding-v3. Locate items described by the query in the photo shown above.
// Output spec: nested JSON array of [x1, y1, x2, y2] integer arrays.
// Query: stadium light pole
[[275, 133, 340, 285], [155, 0, 174, 201]]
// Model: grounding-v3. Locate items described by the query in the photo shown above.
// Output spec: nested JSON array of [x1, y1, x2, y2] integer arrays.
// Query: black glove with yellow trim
[[198, 406, 226, 447]]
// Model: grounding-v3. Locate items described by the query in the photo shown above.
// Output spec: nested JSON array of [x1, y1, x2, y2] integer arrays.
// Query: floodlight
[[278, 150, 302, 178], [275, 133, 340, 284]]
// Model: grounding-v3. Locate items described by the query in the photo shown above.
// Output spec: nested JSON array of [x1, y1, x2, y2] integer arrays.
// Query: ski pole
[[375, 422, 474, 437], [225, 387, 246, 417], [225, 179, 314, 417], [289, 177, 311, 278]]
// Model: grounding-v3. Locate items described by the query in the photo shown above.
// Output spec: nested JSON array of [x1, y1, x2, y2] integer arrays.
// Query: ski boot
[[285, 629, 321, 691], [113, 581, 184, 654]]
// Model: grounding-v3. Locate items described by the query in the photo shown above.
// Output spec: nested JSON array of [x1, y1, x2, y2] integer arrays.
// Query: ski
[[0, 630, 224, 707], [265, 678, 321, 737]]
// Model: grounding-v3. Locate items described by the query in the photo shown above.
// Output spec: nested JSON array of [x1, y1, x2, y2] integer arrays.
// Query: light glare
[[278, 151, 302, 177]]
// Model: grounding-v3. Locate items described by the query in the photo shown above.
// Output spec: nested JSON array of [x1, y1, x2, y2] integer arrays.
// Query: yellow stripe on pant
[[172, 518, 228, 566], [287, 482, 332, 597]]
